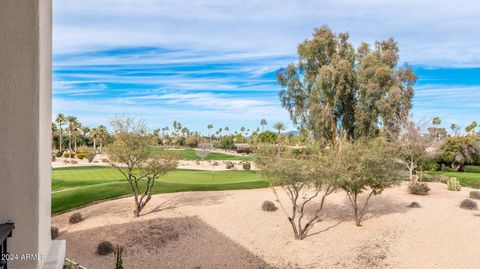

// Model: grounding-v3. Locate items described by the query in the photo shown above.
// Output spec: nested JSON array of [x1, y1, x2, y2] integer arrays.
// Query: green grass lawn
[[152, 147, 254, 161], [428, 171, 480, 188], [52, 166, 267, 214]]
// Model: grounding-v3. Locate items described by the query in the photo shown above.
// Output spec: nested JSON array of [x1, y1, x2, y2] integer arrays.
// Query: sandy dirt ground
[[52, 155, 255, 170], [53, 182, 480, 269]]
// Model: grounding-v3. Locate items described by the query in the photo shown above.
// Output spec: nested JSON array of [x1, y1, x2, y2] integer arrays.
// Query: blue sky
[[53, 0, 480, 134]]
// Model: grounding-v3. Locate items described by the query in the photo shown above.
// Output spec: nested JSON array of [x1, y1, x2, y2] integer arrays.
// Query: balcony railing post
[[0, 221, 15, 269]]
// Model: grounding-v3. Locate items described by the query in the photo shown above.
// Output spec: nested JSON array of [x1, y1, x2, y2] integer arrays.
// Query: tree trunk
[[93, 137, 96, 155], [59, 128, 63, 152]]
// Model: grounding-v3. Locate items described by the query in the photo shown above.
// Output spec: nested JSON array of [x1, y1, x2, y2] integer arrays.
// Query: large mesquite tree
[[278, 26, 416, 143]]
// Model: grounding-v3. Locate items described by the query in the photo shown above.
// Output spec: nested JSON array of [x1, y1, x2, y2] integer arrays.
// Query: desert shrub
[[51, 226, 59, 239], [469, 191, 480, 200], [460, 199, 478, 210], [212, 161, 219, 166], [175, 136, 186, 146], [76, 151, 87, 160], [55, 151, 63, 158], [185, 136, 199, 148], [102, 158, 109, 163], [447, 177, 461, 191], [63, 160, 69, 164], [242, 162, 251, 170], [407, 201, 421, 208], [261, 201, 278, 212], [63, 151, 75, 158], [225, 161, 235, 169], [465, 165, 480, 173], [87, 152, 95, 163], [195, 160, 200, 165], [51, 155, 56, 162], [96, 241, 114, 256], [219, 136, 236, 150], [70, 160, 78, 164], [236, 144, 252, 154], [408, 182, 430, 195], [69, 212, 83, 224]]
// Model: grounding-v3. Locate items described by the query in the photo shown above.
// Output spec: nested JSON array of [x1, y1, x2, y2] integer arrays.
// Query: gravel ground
[[53, 182, 480, 269]]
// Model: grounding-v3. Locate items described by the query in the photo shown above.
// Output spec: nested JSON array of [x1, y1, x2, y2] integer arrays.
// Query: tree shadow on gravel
[[60, 216, 275, 269], [145, 192, 231, 215]]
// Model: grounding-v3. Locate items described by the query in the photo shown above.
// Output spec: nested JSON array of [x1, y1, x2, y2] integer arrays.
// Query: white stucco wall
[[0, 1, 53, 268]]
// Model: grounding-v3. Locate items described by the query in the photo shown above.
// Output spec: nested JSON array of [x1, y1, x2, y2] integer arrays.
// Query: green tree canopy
[[278, 26, 416, 143]]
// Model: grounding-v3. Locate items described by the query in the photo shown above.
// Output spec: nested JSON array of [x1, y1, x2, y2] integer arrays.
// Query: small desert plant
[[408, 182, 430, 195], [63, 151, 75, 158], [212, 161, 219, 166], [102, 158, 109, 163], [469, 191, 480, 200], [114, 245, 124, 269], [76, 151, 87, 160], [460, 199, 478, 210], [70, 160, 78, 164], [86, 152, 95, 163], [407, 201, 421, 208], [69, 212, 83, 224], [56, 151, 63, 158], [51, 155, 56, 162], [96, 241, 114, 256], [447, 177, 461, 191], [225, 161, 235, 169], [242, 162, 251, 171], [261, 200, 278, 212], [51, 226, 59, 239]]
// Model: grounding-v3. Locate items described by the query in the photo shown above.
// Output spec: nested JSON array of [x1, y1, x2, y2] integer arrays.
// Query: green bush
[[469, 191, 480, 200], [465, 165, 480, 173], [76, 151, 87, 160], [447, 177, 461, 191], [219, 136, 235, 150], [460, 199, 478, 210], [443, 167, 457, 172], [96, 241, 114, 256], [55, 151, 63, 158], [69, 212, 83, 224], [408, 182, 430, 195], [257, 131, 278, 144]]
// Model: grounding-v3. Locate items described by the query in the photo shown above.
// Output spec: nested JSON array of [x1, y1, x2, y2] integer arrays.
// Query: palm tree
[[273, 122, 285, 135], [224, 126, 230, 133], [207, 124, 213, 135], [90, 127, 98, 155], [260, 118, 267, 131], [66, 116, 78, 157], [96, 125, 108, 153], [51, 122, 57, 151], [55, 113, 66, 152], [81, 126, 90, 147]]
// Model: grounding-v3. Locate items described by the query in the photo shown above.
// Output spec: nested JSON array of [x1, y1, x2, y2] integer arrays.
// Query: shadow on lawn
[[60, 216, 275, 269]]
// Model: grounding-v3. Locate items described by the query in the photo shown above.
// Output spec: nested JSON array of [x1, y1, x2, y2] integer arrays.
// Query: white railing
[[64, 258, 88, 269]]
